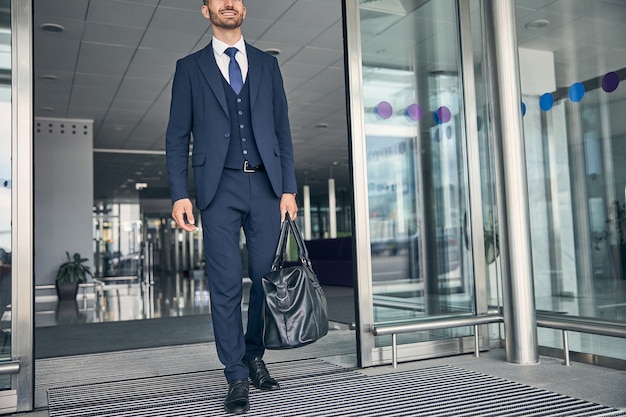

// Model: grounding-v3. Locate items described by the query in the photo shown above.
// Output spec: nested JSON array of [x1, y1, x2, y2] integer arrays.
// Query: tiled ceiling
[[34, 0, 350, 203], [32, 0, 626, 204]]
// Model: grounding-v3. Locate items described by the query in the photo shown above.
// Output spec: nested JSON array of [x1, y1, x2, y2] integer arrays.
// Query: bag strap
[[271, 218, 291, 271], [270, 213, 312, 271], [285, 213, 312, 268]]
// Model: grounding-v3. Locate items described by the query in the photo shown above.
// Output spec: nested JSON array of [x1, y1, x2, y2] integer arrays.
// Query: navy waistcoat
[[222, 77, 263, 169]]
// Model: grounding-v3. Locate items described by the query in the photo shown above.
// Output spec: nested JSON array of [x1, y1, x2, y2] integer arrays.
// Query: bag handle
[[285, 212, 311, 267], [270, 212, 311, 271]]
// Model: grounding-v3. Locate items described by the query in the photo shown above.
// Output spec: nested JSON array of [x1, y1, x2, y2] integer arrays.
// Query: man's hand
[[280, 193, 298, 222], [172, 198, 197, 232]]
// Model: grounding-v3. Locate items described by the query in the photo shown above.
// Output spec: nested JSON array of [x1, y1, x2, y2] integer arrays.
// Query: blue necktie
[[225, 47, 243, 95]]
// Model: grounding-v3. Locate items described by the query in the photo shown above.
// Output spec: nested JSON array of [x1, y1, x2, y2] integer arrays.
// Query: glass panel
[[0, 0, 11, 389], [470, 0, 502, 341], [359, 0, 475, 343], [94, 203, 142, 278], [517, 0, 626, 360]]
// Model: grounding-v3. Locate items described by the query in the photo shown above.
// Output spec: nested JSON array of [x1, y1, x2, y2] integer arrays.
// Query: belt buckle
[[243, 161, 255, 173]]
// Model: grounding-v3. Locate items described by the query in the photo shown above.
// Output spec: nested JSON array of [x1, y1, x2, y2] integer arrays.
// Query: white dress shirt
[[212, 36, 248, 84]]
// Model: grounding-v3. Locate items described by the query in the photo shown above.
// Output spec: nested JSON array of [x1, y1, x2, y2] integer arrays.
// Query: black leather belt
[[243, 160, 264, 173]]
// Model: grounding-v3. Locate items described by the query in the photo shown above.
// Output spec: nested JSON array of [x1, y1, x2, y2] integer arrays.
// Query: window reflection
[[517, 0, 626, 360], [360, 0, 475, 328]]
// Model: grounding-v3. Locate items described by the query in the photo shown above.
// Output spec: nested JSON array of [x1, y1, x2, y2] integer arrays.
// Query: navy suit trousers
[[200, 168, 280, 383]]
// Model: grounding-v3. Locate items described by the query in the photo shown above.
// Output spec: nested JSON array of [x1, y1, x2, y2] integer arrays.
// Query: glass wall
[[0, 0, 11, 390], [357, 0, 476, 348], [516, 0, 626, 360]]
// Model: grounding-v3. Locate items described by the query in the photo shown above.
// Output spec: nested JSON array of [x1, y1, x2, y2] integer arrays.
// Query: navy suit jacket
[[166, 42, 297, 211]]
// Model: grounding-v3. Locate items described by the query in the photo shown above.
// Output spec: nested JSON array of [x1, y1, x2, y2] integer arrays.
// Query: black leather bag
[[262, 213, 329, 349]]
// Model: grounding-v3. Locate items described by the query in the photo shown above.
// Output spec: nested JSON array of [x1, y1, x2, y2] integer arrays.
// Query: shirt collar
[[212, 36, 246, 57]]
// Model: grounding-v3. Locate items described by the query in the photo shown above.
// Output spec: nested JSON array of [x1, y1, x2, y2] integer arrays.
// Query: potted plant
[[55, 252, 93, 300]]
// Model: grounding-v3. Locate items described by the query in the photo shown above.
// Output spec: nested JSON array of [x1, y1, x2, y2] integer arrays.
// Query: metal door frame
[[0, 0, 35, 413]]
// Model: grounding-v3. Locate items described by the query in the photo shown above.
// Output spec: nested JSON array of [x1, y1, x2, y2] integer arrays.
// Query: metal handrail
[[0, 362, 20, 376], [536, 313, 626, 366], [371, 311, 626, 368], [372, 314, 504, 368], [536, 314, 626, 338]]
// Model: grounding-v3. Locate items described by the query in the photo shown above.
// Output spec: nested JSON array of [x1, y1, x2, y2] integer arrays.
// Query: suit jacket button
[[225, 133, 230, 138]]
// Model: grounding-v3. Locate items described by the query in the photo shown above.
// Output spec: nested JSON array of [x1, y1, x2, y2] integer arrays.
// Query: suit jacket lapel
[[246, 43, 262, 110], [196, 42, 229, 117]]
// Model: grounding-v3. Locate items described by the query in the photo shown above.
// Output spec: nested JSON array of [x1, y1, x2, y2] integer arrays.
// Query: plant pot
[[55, 281, 78, 301]]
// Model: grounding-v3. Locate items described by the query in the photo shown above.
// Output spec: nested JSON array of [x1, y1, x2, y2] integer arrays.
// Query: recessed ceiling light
[[39, 106, 55, 112], [525, 19, 550, 30], [264, 48, 281, 56], [40, 74, 59, 81], [316, 123, 329, 128], [40, 23, 65, 33]]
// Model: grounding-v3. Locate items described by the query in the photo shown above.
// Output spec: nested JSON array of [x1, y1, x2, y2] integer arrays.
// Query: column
[[328, 178, 337, 239], [483, 0, 538, 364], [303, 185, 312, 240]]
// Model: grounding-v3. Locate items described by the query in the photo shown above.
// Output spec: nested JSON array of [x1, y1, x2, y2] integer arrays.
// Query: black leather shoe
[[224, 379, 249, 414], [243, 357, 280, 391]]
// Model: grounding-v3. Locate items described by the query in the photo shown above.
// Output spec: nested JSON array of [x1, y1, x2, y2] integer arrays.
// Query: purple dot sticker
[[539, 93, 554, 111], [375, 101, 393, 119], [435, 106, 451, 124], [405, 104, 423, 121], [602, 72, 619, 93], [569, 82, 585, 102]]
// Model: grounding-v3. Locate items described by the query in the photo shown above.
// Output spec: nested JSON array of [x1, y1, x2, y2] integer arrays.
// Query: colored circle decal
[[539, 93, 554, 111], [405, 104, 423, 121], [375, 101, 393, 119], [521, 101, 526, 116], [602, 72, 619, 93], [435, 106, 452, 124], [569, 82, 585, 102]]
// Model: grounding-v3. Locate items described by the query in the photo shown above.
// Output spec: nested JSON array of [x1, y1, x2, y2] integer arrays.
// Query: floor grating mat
[[47, 361, 626, 417]]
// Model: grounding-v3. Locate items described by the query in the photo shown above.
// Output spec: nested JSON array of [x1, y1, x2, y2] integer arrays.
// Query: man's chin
[[211, 18, 243, 29]]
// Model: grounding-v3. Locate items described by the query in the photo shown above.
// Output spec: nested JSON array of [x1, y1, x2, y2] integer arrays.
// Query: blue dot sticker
[[521, 101, 527, 116], [569, 82, 585, 102], [539, 93, 554, 111]]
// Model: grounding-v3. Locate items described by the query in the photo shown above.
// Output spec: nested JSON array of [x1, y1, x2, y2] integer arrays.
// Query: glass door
[[346, 0, 490, 366]]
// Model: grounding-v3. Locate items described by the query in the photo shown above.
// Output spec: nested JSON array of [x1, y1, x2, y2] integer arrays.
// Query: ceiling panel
[[86, 0, 156, 28], [75, 43, 136, 75], [82, 22, 145, 47]]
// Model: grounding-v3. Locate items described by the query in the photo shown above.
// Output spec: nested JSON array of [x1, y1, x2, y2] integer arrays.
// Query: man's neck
[[213, 28, 242, 46]]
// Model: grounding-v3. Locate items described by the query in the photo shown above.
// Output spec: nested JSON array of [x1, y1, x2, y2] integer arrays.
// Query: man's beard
[[208, 8, 244, 30]]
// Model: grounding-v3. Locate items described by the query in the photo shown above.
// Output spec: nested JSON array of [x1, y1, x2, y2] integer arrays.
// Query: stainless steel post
[[482, 0, 538, 364], [562, 330, 570, 366]]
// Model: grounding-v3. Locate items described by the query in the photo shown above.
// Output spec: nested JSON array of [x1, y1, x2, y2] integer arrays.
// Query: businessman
[[165, 0, 298, 413]]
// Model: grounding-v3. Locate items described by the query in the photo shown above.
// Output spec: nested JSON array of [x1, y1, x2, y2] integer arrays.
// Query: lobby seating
[[303, 237, 354, 287]]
